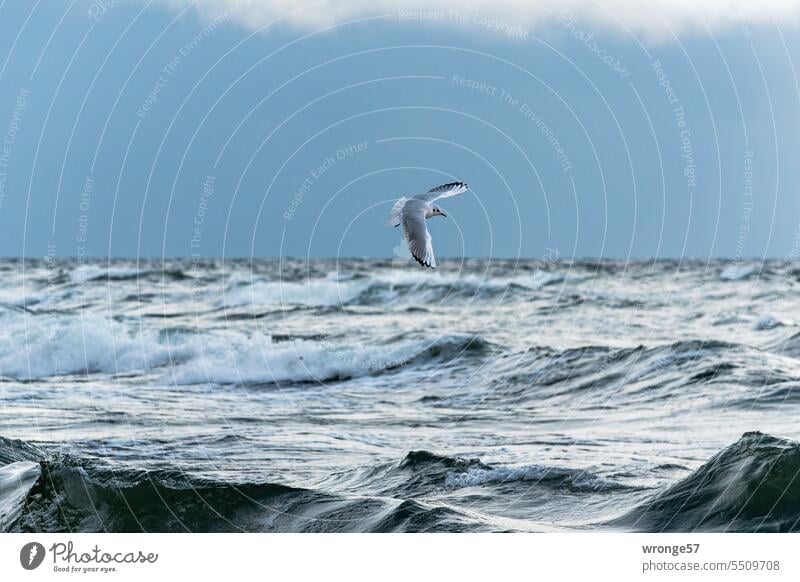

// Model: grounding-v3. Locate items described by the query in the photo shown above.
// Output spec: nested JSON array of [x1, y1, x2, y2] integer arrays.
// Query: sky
[[0, 0, 799, 260]]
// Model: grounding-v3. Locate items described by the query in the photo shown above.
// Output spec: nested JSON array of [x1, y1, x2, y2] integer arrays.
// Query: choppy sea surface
[[2, 258, 800, 532]]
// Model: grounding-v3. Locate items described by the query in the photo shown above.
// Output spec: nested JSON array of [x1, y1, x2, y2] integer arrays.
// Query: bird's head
[[431, 205, 447, 218]]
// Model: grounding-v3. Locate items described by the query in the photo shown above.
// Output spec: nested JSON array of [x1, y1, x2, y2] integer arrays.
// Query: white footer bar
[[1, 533, 796, 581]]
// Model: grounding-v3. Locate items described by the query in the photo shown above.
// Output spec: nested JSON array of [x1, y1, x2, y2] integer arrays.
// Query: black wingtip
[[427, 181, 468, 193], [411, 253, 435, 269]]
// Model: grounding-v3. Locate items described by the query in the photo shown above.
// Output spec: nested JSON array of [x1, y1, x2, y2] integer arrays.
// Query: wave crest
[[444, 464, 629, 492], [617, 432, 800, 532], [2, 443, 483, 532], [222, 269, 568, 308]]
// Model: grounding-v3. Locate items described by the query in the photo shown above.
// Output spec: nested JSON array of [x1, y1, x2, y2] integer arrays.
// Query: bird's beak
[[441, 212, 447, 218]]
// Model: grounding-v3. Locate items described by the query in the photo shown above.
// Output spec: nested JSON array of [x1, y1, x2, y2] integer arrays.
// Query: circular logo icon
[[19, 542, 46, 570]]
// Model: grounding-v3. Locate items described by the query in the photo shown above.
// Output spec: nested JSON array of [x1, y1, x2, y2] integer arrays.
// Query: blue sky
[[0, 0, 799, 259]]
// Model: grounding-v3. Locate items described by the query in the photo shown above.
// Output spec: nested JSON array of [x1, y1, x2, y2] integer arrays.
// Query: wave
[[0, 287, 41, 309], [1, 442, 626, 532], [222, 272, 370, 307], [69, 265, 144, 283], [0, 438, 45, 531], [444, 463, 629, 492], [0, 309, 491, 383], [221, 269, 569, 308], [768, 331, 800, 359], [313, 450, 630, 499], [0, 436, 45, 464], [68, 265, 193, 283], [308, 451, 482, 499], [474, 338, 800, 412], [753, 313, 786, 330], [1, 443, 487, 532], [484, 339, 746, 402], [171, 333, 492, 386], [0, 315, 182, 380], [615, 432, 800, 532], [0, 461, 40, 531], [12, 311, 779, 397], [719, 264, 758, 281], [11, 435, 798, 533], [733, 382, 800, 407]]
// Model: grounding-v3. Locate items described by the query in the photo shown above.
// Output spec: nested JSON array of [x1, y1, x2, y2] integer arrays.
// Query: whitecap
[[222, 274, 371, 307], [0, 288, 40, 308], [169, 333, 471, 385], [69, 265, 143, 283], [220, 269, 571, 307], [754, 313, 784, 330], [444, 464, 623, 492], [719, 264, 756, 281], [0, 315, 182, 379]]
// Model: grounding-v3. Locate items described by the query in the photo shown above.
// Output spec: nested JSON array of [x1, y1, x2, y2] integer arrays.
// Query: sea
[[2, 258, 800, 532]]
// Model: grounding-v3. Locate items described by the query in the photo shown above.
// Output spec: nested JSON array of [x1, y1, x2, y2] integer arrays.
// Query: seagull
[[387, 181, 469, 268]]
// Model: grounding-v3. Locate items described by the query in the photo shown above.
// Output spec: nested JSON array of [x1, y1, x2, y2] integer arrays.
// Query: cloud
[[167, 0, 800, 40]]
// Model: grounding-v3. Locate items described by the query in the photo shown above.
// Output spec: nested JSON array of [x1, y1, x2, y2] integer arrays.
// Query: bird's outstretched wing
[[401, 202, 436, 268], [414, 181, 468, 203], [386, 196, 408, 227]]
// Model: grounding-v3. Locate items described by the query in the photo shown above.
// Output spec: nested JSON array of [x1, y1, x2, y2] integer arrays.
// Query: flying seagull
[[387, 181, 469, 268]]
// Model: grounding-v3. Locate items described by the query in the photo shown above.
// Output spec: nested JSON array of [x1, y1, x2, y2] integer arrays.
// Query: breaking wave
[[222, 269, 569, 308], [0, 312, 491, 384]]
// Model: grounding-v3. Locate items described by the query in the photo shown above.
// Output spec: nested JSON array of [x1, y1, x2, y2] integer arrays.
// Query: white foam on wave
[[69, 265, 143, 283], [719, 264, 756, 281], [754, 313, 784, 330], [222, 269, 569, 307], [373, 269, 566, 290], [223, 273, 371, 308], [170, 333, 452, 385], [0, 461, 41, 531], [0, 287, 39, 307], [0, 314, 181, 379], [526, 270, 569, 288], [0, 308, 477, 383], [444, 464, 619, 492]]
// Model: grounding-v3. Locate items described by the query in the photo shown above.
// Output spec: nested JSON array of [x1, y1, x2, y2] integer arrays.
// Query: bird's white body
[[387, 181, 469, 268]]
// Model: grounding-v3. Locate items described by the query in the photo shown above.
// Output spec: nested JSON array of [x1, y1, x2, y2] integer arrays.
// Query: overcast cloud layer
[[169, 0, 800, 39]]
